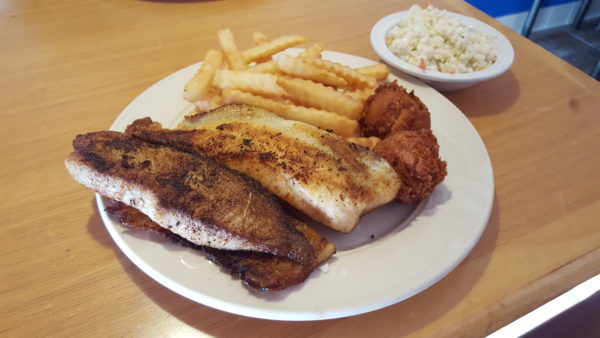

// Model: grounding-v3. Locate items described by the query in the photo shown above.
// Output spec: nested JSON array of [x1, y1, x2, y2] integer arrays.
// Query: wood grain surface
[[1, 0, 599, 336]]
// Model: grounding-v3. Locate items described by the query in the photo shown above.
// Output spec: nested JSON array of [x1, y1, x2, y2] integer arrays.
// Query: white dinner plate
[[96, 49, 494, 321]]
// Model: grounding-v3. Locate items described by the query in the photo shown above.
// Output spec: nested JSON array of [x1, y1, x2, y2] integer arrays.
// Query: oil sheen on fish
[[64, 131, 315, 265], [126, 104, 401, 233], [106, 202, 336, 291]]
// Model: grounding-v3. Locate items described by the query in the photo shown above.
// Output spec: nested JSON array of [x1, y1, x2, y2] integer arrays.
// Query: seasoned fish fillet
[[126, 104, 401, 233], [106, 202, 336, 291], [65, 131, 315, 265]]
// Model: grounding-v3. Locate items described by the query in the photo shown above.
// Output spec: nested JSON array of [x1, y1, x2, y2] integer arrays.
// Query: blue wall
[[466, 0, 578, 17]]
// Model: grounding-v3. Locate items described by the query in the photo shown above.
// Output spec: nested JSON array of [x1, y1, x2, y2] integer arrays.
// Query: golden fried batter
[[374, 129, 447, 203], [361, 81, 430, 138]]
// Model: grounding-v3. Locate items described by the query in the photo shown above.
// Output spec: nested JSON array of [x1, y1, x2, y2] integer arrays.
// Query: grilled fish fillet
[[65, 131, 315, 265], [126, 104, 401, 233], [106, 202, 336, 291]]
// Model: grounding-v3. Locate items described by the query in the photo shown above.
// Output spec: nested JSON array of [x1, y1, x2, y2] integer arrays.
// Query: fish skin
[[65, 130, 315, 265], [126, 104, 401, 233]]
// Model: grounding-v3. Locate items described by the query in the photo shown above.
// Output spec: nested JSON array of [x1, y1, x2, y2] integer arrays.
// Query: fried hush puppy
[[361, 81, 430, 138], [374, 129, 447, 204]]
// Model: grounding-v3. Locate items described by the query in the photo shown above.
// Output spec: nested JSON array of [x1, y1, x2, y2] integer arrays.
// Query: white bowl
[[371, 10, 514, 92]]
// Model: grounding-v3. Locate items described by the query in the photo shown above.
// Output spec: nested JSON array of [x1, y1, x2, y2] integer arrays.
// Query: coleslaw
[[385, 5, 498, 74]]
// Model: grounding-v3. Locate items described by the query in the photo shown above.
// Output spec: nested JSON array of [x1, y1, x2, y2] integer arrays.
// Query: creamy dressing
[[386, 5, 498, 73]]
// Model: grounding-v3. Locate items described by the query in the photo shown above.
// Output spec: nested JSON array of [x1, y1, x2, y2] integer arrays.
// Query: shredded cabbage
[[386, 5, 498, 74]]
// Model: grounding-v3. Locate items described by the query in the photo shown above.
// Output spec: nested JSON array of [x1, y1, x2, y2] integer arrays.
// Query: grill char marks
[[106, 202, 335, 291], [65, 131, 315, 265]]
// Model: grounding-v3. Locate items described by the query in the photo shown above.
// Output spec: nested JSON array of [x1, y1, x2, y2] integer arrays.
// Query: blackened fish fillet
[[126, 104, 401, 233], [106, 202, 335, 291], [65, 131, 315, 265]]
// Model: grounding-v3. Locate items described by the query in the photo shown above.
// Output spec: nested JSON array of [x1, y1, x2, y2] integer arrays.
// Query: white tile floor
[[487, 274, 600, 337]]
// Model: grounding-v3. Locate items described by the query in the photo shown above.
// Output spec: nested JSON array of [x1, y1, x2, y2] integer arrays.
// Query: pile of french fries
[[183, 28, 391, 147]]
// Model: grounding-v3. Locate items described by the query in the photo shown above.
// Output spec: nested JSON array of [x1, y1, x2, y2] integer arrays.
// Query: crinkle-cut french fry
[[242, 35, 307, 63], [298, 44, 323, 59], [251, 32, 274, 63], [194, 101, 214, 114], [277, 76, 362, 120], [253, 32, 269, 46], [342, 86, 375, 104], [356, 63, 391, 81], [191, 93, 223, 115], [183, 49, 223, 102], [213, 69, 286, 97], [276, 55, 348, 88], [222, 88, 285, 117], [247, 60, 279, 74], [302, 57, 376, 88], [285, 105, 359, 137], [346, 136, 381, 150], [221, 89, 358, 137], [217, 28, 247, 70]]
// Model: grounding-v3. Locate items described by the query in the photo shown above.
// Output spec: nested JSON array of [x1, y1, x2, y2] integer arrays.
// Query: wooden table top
[[2, 0, 599, 336]]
